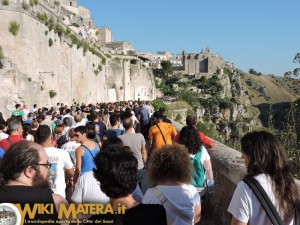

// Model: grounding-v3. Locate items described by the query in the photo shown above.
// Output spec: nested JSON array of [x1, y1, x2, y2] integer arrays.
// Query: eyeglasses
[[34, 162, 52, 169]]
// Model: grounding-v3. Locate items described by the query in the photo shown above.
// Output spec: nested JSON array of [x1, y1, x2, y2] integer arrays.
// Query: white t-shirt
[[142, 184, 201, 225], [45, 147, 74, 198], [71, 171, 110, 204], [189, 146, 210, 164], [61, 141, 80, 165], [228, 174, 294, 225], [71, 171, 143, 204], [0, 133, 9, 141]]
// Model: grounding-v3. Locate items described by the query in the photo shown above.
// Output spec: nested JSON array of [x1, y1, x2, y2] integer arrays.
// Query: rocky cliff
[[0, 2, 155, 118]]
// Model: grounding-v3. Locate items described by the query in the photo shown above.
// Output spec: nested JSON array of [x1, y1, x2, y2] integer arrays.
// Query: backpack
[[56, 130, 70, 148], [191, 147, 205, 187]]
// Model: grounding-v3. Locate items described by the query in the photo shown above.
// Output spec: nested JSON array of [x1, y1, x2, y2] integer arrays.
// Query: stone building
[[105, 42, 134, 55], [182, 48, 225, 76]]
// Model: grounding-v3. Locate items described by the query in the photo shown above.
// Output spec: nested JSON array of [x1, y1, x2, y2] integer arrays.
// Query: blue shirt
[[81, 143, 99, 175], [0, 147, 5, 158], [105, 129, 124, 139]]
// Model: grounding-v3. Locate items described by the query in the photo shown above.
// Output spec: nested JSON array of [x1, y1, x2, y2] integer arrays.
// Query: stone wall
[[171, 120, 300, 225], [0, 4, 155, 118]]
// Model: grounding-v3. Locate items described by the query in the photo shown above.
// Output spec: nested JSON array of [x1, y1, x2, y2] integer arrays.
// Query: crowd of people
[[0, 101, 299, 225]]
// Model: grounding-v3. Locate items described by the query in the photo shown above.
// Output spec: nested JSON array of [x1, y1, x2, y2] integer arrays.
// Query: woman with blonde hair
[[228, 131, 299, 225], [143, 145, 201, 225]]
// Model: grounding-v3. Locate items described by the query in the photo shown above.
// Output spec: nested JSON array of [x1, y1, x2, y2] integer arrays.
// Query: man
[[62, 108, 74, 126], [73, 125, 100, 183], [0, 119, 25, 151], [40, 111, 53, 128], [36, 125, 74, 198], [90, 111, 106, 145], [119, 117, 147, 184], [71, 114, 84, 128], [24, 112, 34, 125], [11, 103, 25, 120], [105, 114, 123, 138], [61, 128, 80, 165], [176, 115, 215, 148], [22, 104, 30, 120], [138, 103, 150, 139], [159, 107, 172, 124], [148, 111, 177, 153], [0, 141, 68, 222]]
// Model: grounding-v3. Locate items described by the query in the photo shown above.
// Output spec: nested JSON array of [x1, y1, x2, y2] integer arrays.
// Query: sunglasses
[[34, 162, 52, 169]]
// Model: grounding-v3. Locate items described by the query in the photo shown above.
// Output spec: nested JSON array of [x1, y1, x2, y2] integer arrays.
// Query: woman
[[178, 125, 214, 187], [228, 131, 299, 225], [22, 123, 34, 142], [143, 145, 201, 225], [91, 145, 167, 225]]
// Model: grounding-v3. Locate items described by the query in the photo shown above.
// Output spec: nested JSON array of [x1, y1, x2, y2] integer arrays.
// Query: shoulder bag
[[243, 177, 300, 225], [153, 186, 193, 224], [156, 124, 167, 144]]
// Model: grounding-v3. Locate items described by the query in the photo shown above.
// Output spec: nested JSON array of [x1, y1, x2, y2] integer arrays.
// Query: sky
[[77, 0, 299, 76]]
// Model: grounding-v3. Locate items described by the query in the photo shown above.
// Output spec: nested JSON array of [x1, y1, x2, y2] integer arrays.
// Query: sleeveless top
[[81, 142, 99, 175], [0, 186, 59, 223]]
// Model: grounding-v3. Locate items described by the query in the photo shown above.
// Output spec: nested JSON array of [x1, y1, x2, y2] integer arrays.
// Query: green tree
[[161, 60, 173, 76], [0, 46, 4, 60], [284, 53, 300, 77]]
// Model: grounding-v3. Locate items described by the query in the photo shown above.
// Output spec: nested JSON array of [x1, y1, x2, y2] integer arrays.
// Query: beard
[[32, 170, 50, 188]]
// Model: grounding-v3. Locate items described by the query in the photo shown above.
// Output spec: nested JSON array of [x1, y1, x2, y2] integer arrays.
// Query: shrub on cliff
[[48, 38, 53, 47], [1, 0, 9, 6], [49, 90, 57, 98], [9, 21, 20, 36], [0, 46, 4, 60], [22, 1, 29, 10]]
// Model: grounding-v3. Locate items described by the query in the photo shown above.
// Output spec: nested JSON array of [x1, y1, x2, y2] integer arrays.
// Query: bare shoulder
[[52, 193, 69, 206]]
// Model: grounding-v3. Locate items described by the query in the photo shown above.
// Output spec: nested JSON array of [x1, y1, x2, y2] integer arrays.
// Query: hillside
[[240, 73, 299, 105]]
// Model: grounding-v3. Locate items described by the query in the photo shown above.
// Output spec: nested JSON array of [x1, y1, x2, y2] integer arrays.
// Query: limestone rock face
[[0, 10, 155, 118]]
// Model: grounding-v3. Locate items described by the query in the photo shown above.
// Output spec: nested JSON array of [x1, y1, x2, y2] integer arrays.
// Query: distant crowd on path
[[0, 100, 298, 225]]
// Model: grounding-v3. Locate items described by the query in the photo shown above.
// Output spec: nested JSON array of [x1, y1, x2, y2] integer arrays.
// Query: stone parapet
[[171, 119, 300, 225]]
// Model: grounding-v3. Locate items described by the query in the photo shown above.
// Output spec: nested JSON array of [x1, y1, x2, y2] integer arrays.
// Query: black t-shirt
[[90, 203, 167, 225], [0, 186, 59, 223]]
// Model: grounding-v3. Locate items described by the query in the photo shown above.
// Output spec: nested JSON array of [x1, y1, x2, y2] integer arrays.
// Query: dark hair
[[0, 141, 41, 185], [15, 104, 21, 109], [109, 114, 120, 126], [186, 115, 197, 126], [63, 117, 71, 127], [65, 109, 71, 114], [122, 117, 133, 130], [86, 122, 96, 139], [148, 145, 192, 184], [0, 122, 7, 131], [159, 107, 166, 113], [74, 125, 87, 134], [35, 125, 51, 144], [178, 125, 202, 154], [93, 145, 138, 198], [120, 111, 132, 120], [102, 136, 123, 150], [0, 112, 5, 124], [241, 131, 299, 222], [153, 111, 163, 120], [90, 111, 99, 120], [22, 123, 31, 140]]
